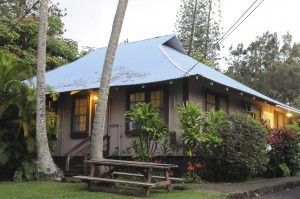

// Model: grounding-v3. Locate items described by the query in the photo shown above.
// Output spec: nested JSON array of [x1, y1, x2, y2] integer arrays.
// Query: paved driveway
[[262, 186, 300, 199]]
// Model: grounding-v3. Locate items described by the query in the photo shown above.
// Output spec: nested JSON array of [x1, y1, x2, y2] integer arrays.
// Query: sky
[[53, 0, 300, 67]]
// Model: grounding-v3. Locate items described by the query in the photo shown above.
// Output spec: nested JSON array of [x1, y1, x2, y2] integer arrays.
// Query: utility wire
[[217, 0, 265, 45], [183, 0, 266, 77], [214, 0, 259, 49]]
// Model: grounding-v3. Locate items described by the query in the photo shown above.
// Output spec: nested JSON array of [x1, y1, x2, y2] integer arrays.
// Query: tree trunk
[[203, 0, 212, 59], [187, 0, 198, 56], [17, 0, 27, 17], [90, 0, 128, 162], [36, 0, 63, 180]]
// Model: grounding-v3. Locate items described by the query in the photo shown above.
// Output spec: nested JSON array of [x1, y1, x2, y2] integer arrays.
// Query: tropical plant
[[177, 102, 223, 157], [0, 49, 59, 181], [13, 161, 39, 182], [185, 162, 203, 183], [289, 122, 300, 134], [266, 128, 300, 177], [126, 102, 168, 161]]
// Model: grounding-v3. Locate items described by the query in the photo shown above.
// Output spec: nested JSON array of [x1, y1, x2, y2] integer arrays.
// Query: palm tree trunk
[[91, 0, 128, 162], [36, 0, 63, 180]]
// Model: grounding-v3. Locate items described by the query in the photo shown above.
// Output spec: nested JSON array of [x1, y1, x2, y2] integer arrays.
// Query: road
[[262, 186, 300, 199]]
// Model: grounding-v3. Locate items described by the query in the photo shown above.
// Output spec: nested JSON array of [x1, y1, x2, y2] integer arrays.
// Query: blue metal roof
[[42, 35, 300, 114]]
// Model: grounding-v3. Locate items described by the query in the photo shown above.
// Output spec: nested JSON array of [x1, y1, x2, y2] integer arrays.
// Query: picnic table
[[74, 159, 178, 196]]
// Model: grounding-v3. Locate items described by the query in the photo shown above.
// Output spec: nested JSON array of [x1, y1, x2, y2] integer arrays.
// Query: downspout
[[118, 124, 121, 156]]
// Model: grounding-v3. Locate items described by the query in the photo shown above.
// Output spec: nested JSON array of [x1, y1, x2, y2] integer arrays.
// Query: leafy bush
[[289, 122, 300, 133], [205, 114, 269, 181], [177, 102, 223, 181], [13, 161, 39, 182], [177, 102, 223, 157], [278, 163, 290, 177], [266, 128, 300, 177], [126, 102, 167, 161]]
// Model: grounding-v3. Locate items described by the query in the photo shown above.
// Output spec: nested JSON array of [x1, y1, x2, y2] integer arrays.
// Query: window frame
[[205, 90, 229, 112], [274, 110, 286, 129], [125, 86, 169, 136], [71, 95, 90, 139]]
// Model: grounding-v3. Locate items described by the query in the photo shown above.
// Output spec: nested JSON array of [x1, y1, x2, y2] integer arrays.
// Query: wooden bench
[[74, 175, 156, 187], [73, 159, 178, 196], [112, 171, 184, 182]]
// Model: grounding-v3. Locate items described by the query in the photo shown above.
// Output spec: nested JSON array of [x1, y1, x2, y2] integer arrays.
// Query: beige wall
[[54, 77, 296, 156]]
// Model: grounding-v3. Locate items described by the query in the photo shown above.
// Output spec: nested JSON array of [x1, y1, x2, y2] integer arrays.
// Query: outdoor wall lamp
[[286, 113, 293, 118], [93, 95, 99, 101]]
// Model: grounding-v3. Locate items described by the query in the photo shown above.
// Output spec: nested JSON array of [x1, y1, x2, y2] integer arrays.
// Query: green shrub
[[177, 102, 223, 157], [13, 161, 39, 182], [177, 102, 224, 181], [126, 102, 167, 161], [278, 163, 290, 177], [266, 128, 300, 177], [289, 122, 300, 133], [205, 113, 269, 181]]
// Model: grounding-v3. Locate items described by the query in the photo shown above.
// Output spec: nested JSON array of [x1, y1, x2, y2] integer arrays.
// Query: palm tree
[[36, 0, 62, 180], [91, 0, 128, 162]]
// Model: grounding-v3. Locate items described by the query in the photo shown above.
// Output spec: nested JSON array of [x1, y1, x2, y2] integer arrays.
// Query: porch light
[[286, 113, 293, 118], [70, 90, 80, 95], [209, 82, 214, 86], [93, 95, 99, 101], [195, 75, 199, 80], [225, 87, 229, 91], [240, 92, 244, 96]]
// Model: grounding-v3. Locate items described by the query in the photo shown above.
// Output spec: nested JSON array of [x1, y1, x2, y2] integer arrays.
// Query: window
[[244, 103, 262, 121], [150, 90, 163, 109], [219, 97, 228, 112], [71, 96, 89, 138], [274, 111, 285, 128], [126, 89, 166, 135], [206, 93, 217, 111], [129, 92, 145, 110], [205, 91, 228, 112]]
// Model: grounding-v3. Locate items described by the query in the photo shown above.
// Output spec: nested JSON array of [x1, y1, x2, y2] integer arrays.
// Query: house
[[42, 35, 300, 160]]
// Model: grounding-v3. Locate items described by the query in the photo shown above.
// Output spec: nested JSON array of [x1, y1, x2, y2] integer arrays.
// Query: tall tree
[[91, 0, 128, 162], [226, 32, 300, 105], [176, 0, 221, 66], [0, 0, 79, 74], [36, 0, 62, 180]]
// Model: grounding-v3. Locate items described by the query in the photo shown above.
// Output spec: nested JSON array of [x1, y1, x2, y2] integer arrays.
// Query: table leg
[[165, 169, 171, 192], [144, 168, 152, 196], [90, 163, 95, 177]]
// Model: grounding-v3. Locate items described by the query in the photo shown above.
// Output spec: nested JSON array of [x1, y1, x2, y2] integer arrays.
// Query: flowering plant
[[185, 162, 203, 183]]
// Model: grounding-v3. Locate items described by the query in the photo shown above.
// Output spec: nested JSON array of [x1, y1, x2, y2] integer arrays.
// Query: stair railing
[[64, 135, 111, 172], [65, 136, 91, 172]]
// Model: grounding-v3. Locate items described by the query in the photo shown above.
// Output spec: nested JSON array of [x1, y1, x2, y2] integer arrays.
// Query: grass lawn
[[0, 182, 227, 199]]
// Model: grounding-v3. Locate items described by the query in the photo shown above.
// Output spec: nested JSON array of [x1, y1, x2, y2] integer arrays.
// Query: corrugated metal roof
[[41, 35, 300, 114]]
